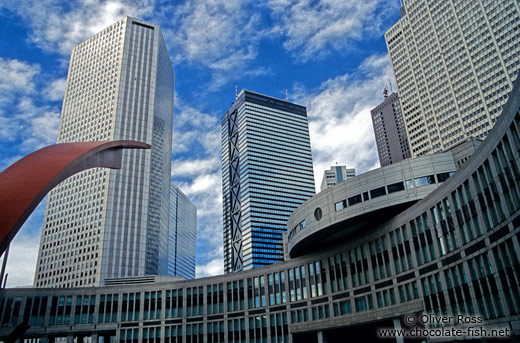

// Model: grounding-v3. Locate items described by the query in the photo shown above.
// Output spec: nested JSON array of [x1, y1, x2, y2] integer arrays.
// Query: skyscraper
[[167, 184, 197, 280], [370, 90, 410, 167], [385, 0, 520, 157], [34, 17, 175, 287], [221, 90, 315, 273], [320, 165, 355, 192]]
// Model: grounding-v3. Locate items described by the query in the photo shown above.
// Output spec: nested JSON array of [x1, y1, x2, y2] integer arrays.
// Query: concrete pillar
[[317, 330, 327, 343], [393, 319, 404, 343]]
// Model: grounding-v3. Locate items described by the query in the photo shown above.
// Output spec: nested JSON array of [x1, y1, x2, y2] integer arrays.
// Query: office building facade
[[385, 0, 520, 156], [34, 17, 175, 288], [371, 91, 410, 167], [167, 184, 197, 280], [222, 90, 315, 273], [320, 165, 355, 192], [3, 73, 520, 343]]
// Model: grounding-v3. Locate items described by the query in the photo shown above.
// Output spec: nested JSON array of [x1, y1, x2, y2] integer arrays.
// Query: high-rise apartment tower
[[370, 90, 410, 167], [222, 90, 315, 273], [34, 17, 175, 287], [385, 0, 520, 156], [168, 184, 197, 280]]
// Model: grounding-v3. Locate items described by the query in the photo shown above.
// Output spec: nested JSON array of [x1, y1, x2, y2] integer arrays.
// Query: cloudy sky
[[0, 0, 402, 286]]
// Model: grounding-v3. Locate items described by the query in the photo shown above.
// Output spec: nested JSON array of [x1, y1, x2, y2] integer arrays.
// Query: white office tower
[[385, 0, 520, 157], [34, 17, 175, 287], [320, 166, 355, 192], [167, 184, 197, 280]]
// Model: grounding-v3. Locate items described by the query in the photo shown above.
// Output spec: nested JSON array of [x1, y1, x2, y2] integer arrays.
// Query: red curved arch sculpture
[[0, 141, 150, 255]]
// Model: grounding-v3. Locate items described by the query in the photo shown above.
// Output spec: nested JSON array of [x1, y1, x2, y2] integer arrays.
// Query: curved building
[[287, 153, 456, 258], [2, 80, 520, 342]]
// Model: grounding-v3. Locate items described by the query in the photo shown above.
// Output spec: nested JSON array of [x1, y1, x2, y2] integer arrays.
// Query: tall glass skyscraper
[[167, 184, 197, 279], [221, 90, 315, 273], [34, 17, 175, 287]]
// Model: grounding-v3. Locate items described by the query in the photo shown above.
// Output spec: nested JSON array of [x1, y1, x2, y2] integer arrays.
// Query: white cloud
[[295, 54, 395, 190], [0, 58, 39, 95], [170, 0, 260, 68], [21, 110, 60, 150], [0, 58, 60, 149], [2, 200, 47, 288], [181, 173, 221, 196], [268, 0, 396, 60], [172, 101, 219, 154], [166, 0, 265, 89], [45, 78, 67, 101], [3, 232, 40, 287], [2, 0, 155, 55], [196, 256, 224, 278], [0, 58, 39, 110], [172, 156, 220, 178]]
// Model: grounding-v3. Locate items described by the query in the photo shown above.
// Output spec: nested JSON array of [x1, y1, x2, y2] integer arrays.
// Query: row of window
[[333, 172, 454, 212]]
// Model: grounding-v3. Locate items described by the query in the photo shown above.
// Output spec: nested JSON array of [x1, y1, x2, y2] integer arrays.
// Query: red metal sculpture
[[0, 141, 150, 255]]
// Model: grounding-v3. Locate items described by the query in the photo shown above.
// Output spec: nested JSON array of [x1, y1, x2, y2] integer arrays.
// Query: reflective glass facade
[[167, 184, 197, 279], [34, 17, 175, 287], [222, 90, 315, 273]]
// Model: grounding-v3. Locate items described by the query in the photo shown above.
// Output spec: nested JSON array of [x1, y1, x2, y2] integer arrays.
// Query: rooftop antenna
[[383, 87, 389, 99], [388, 80, 394, 93], [235, 83, 238, 101], [285, 88, 288, 101]]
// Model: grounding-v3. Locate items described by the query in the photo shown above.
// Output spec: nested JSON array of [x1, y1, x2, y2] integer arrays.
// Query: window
[[348, 194, 362, 206], [370, 187, 386, 199], [335, 200, 347, 211], [414, 175, 435, 187], [354, 295, 373, 312], [437, 172, 454, 183], [387, 182, 405, 194]]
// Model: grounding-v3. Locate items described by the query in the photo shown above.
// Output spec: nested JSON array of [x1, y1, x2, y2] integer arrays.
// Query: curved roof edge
[[287, 153, 457, 257]]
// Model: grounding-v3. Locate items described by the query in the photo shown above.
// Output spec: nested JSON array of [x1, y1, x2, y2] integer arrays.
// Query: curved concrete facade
[[286, 153, 456, 257], [0, 141, 150, 256], [2, 81, 520, 341]]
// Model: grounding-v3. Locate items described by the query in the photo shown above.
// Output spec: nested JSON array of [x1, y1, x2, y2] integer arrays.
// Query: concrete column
[[317, 330, 327, 343], [393, 319, 404, 343]]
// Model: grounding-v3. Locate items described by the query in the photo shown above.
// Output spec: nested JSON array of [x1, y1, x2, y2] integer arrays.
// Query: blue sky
[[0, 0, 402, 286]]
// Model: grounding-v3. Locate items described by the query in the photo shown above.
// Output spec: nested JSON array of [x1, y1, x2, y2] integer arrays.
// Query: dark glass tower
[[222, 90, 315, 273]]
